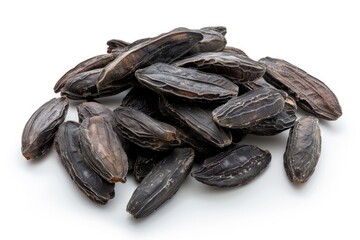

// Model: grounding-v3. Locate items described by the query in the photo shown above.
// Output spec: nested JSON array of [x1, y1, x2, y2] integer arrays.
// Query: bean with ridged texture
[[135, 63, 239, 102], [22, 97, 69, 160], [159, 97, 232, 148], [54, 53, 117, 93], [97, 29, 203, 90], [259, 57, 342, 120], [284, 116, 321, 183], [212, 88, 285, 129], [246, 96, 297, 136], [186, 28, 227, 55], [192, 144, 271, 187], [114, 106, 181, 151], [173, 52, 265, 83], [55, 121, 115, 204], [77, 101, 115, 123], [127, 148, 194, 218], [79, 116, 128, 183], [61, 69, 130, 100]]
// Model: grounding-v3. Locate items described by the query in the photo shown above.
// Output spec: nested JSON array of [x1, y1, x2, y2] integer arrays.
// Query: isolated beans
[[22, 26, 341, 220]]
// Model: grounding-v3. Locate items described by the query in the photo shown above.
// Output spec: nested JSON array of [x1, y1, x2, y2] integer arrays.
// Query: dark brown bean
[[186, 28, 227, 55], [259, 57, 342, 120], [60, 69, 130, 100], [96, 29, 203, 90], [54, 53, 117, 93], [212, 88, 285, 129], [132, 149, 166, 182], [22, 97, 69, 160], [135, 63, 239, 102], [77, 101, 115, 124], [127, 148, 194, 218], [246, 96, 297, 136], [113, 106, 181, 151], [284, 116, 321, 183], [55, 121, 115, 204], [192, 144, 271, 187], [121, 87, 162, 118], [159, 97, 232, 148], [173, 52, 266, 83], [79, 116, 128, 183]]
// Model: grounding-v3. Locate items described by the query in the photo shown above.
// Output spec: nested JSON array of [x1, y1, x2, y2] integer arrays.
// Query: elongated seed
[[77, 101, 115, 124], [79, 116, 128, 183], [192, 144, 271, 187], [61, 69, 130, 100], [135, 63, 239, 102], [284, 116, 321, 183], [114, 106, 181, 151], [55, 121, 115, 204], [127, 148, 194, 218], [54, 53, 117, 93], [259, 57, 342, 120], [97, 29, 203, 90], [173, 52, 265, 83], [22, 97, 69, 160], [212, 88, 285, 128], [159, 97, 232, 148]]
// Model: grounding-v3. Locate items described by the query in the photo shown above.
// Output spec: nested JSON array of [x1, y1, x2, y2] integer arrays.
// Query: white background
[[1, 1, 359, 239]]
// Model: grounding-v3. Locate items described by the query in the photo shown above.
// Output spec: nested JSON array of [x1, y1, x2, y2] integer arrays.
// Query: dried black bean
[[121, 87, 162, 118], [135, 63, 239, 102], [212, 88, 285, 129], [60, 69, 130, 100], [186, 28, 227, 55], [55, 121, 115, 204], [22, 97, 68, 160], [192, 144, 271, 187], [259, 57, 342, 120], [79, 116, 128, 183], [113, 106, 181, 151], [246, 96, 297, 136], [97, 29, 203, 90], [77, 101, 115, 124], [159, 97, 232, 148], [284, 116, 321, 183], [127, 148, 194, 218], [173, 52, 265, 83], [54, 53, 117, 93]]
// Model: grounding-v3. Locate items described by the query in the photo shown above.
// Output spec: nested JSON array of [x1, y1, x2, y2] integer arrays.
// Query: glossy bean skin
[[55, 121, 115, 204], [97, 29, 203, 90], [61, 69, 130, 100], [159, 97, 232, 148], [259, 57, 342, 120], [246, 96, 297, 136], [79, 116, 128, 183], [174, 52, 265, 83], [54, 53, 117, 93], [135, 63, 239, 102], [22, 97, 69, 160], [284, 116, 321, 183], [192, 144, 271, 187], [113, 106, 181, 151], [127, 148, 194, 219], [212, 88, 285, 129], [77, 101, 115, 124]]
